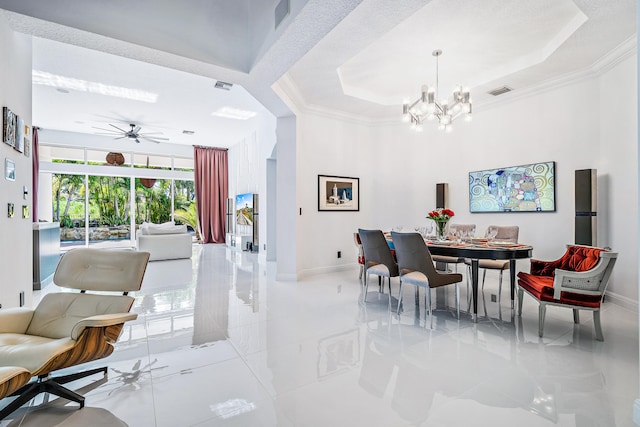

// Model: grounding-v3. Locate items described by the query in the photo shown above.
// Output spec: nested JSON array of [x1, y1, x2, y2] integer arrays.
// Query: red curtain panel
[[194, 146, 228, 243]]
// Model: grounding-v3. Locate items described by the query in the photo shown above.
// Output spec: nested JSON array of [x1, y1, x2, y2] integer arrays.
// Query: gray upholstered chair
[[358, 229, 399, 303], [464, 225, 519, 306], [391, 232, 462, 327], [0, 248, 149, 419], [354, 232, 365, 282], [431, 223, 476, 272]]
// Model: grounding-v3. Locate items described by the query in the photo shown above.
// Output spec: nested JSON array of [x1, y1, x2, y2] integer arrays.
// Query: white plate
[[488, 241, 518, 247]]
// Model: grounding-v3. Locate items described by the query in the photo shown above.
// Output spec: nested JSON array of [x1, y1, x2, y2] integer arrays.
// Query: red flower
[[426, 208, 455, 221], [442, 209, 455, 217]]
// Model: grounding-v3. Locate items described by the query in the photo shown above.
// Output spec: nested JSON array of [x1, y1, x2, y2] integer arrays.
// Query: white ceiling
[[0, 0, 636, 147], [287, 0, 636, 119], [32, 37, 270, 148]]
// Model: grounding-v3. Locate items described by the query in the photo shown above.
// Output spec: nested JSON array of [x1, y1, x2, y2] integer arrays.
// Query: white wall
[[0, 16, 33, 308], [286, 53, 638, 305], [276, 116, 298, 280], [227, 111, 277, 252], [598, 55, 638, 305]]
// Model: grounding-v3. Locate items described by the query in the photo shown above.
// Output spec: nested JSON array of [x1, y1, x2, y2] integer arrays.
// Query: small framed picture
[[22, 205, 29, 219], [318, 175, 360, 211], [3, 107, 16, 147], [15, 116, 24, 153], [5, 158, 15, 181]]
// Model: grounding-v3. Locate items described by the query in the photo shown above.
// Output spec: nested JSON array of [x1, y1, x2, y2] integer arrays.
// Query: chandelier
[[402, 50, 472, 132]]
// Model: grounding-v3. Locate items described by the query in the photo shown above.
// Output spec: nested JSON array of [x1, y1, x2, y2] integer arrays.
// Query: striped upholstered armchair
[[517, 245, 617, 341]]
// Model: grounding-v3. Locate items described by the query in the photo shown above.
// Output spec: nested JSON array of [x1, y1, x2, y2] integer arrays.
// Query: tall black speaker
[[226, 198, 234, 235], [252, 194, 259, 252], [436, 183, 448, 209], [575, 169, 597, 246]]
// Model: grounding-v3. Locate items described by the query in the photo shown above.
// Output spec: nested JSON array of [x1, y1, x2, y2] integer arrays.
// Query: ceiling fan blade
[[92, 126, 120, 133], [135, 138, 141, 143], [138, 132, 164, 135], [113, 136, 127, 140], [109, 124, 128, 133], [141, 136, 167, 143], [133, 126, 142, 134]]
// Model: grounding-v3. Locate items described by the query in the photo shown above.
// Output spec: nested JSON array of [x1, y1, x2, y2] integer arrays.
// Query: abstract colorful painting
[[469, 161, 556, 212]]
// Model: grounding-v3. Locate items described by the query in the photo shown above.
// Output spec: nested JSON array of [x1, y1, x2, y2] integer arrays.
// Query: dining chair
[[391, 231, 462, 327], [431, 223, 476, 272], [464, 225, 519, 306], [353, 232, 365, 282], [358, 229, 399, 303]]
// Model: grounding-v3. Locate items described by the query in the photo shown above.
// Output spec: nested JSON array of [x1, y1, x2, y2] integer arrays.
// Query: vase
[[435, 220, 448, 241]]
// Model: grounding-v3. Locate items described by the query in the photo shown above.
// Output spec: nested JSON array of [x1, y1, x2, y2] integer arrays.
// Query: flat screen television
[[469, 161, 556, 212], [235, 193, 254, 225]]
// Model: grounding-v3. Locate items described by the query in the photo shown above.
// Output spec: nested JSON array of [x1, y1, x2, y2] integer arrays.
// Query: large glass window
[[53, 173, 86, 249], [135, 178, 172, 224], [42, 144, 194, 249], [174, 179, 197, 238], [88, 175, 131, 248]]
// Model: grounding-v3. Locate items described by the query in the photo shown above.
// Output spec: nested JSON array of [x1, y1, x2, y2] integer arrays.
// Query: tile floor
[[1, 244, 638, 426]]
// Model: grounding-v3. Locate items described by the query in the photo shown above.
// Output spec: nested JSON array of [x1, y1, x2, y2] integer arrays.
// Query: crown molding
[[274, 74, 381, 125], [279, 34, 637, 125], [478, 35, 637, 112]]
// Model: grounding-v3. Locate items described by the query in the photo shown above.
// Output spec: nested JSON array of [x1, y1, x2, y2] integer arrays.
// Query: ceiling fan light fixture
[[93, 123, 168, 144]]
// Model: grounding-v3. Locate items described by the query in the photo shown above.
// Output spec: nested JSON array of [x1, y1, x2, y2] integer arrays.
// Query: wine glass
[[486, 228, 498, 241], [425, 222, 433, 238]]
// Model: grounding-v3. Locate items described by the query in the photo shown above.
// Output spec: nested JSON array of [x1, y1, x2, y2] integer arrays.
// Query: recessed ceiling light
[[182, 130, 195, 135], [211, 107, 257, 120], [32, 70, 158, 103], [56, 88, 70, 94]]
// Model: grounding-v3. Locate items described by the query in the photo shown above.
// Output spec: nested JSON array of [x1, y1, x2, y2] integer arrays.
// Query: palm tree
[[174, 202, 200, 242]]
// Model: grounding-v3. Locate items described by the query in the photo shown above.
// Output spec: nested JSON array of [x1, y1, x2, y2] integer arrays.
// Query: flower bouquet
[[427, 208, 455, 240]]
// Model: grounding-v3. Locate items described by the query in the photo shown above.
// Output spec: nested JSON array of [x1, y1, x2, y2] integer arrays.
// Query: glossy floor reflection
[[3, 244, 638, 426]]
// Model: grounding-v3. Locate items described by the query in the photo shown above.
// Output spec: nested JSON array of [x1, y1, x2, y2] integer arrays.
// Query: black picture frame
[[318, 175, 359, 211]]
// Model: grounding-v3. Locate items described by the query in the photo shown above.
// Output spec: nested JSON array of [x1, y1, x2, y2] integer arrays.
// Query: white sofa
[[136, 222, 193, 261]]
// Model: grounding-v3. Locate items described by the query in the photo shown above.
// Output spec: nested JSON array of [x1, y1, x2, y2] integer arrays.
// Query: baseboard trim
[[605, 291, 638, 312], [299, 264, 356, 278]]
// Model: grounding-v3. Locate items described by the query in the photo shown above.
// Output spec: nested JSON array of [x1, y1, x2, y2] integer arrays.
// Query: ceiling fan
[[93, 123, 169, 143]]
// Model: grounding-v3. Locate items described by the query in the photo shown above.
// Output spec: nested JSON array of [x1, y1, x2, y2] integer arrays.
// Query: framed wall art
[[3, 107, 16, 147], [318, 175, 359, 211], [469, 161, 556, 212], [15, 116, 24, 153], [5, 158, 15, 181]]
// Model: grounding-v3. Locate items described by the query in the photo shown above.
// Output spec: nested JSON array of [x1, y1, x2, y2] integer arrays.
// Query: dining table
[[387, 234, 533, 322]]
